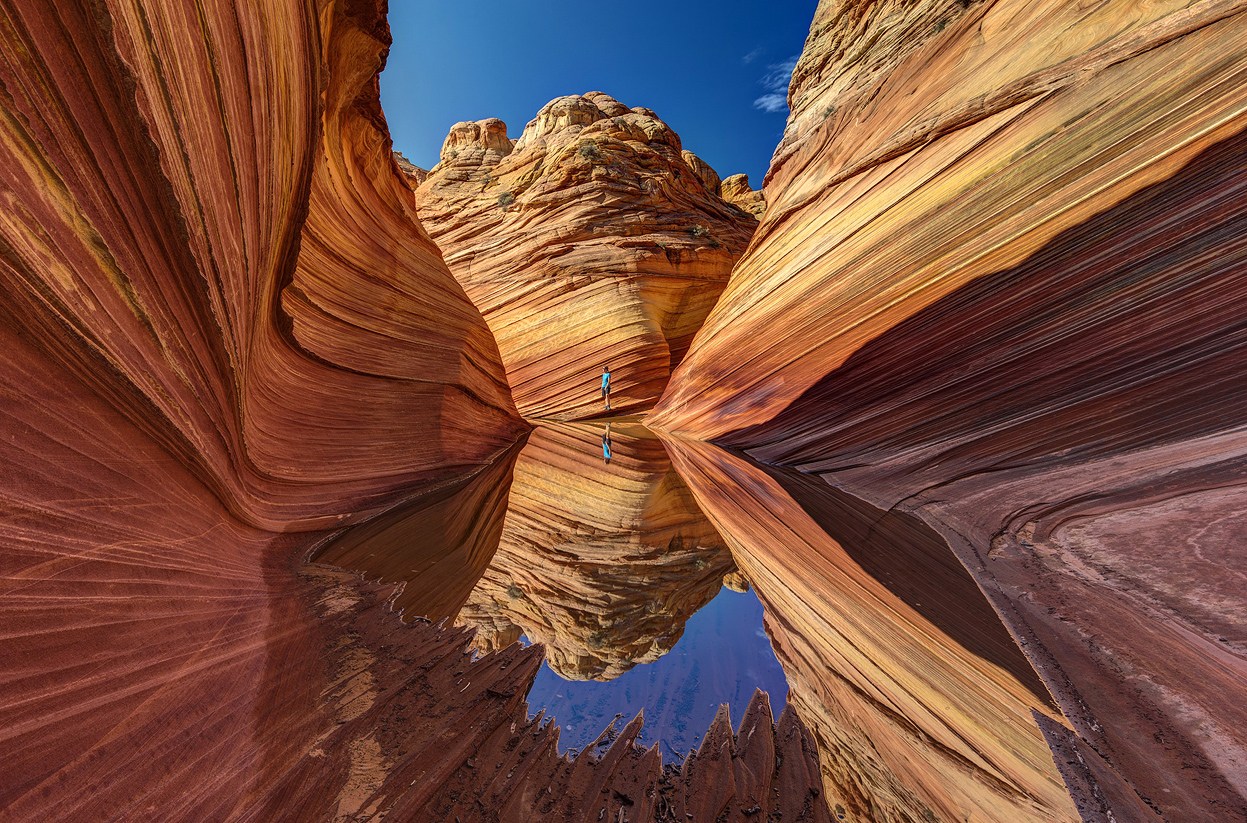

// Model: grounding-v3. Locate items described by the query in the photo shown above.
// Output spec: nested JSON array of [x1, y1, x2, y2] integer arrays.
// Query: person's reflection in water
[[602, 422, 612, 465]]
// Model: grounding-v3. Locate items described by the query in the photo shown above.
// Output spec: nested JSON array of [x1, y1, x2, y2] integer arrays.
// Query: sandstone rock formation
[[0, 0, 528, 815], [393, 151, 429, 185], [720, 173, 766, 217], [664, 437, 1080, 823], [7, 0, 1244, 818], [457, 422, 733, 680], [653, 0, 1247, 819], [415, 93, 758, 420], [0, 0, 523, 531], [0, 0, 838, 814]]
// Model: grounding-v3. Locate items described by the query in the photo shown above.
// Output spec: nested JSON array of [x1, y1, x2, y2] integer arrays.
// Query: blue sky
[[379, 2, 818, 187]]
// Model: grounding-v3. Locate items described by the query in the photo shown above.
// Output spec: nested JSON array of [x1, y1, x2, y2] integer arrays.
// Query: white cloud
[[752, 55, 799, 114], [753, 93, 788, 113], [742, 47, 763, 65]]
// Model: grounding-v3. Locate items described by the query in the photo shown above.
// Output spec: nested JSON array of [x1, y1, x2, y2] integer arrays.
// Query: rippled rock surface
[[416, 92, 758, 420], [653, 0, 1247, 819]]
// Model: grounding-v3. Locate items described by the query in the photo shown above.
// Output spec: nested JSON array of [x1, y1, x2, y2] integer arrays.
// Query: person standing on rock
[[602, 422, 613, 465], [601, 366, 612, 411]]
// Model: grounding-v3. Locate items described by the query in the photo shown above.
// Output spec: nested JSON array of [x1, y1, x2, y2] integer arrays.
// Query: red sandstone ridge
[[415, 92, 758, 420], [0, 1, 826, 819], [651, 0, 1247, 819], [0, 0, 523, 531]]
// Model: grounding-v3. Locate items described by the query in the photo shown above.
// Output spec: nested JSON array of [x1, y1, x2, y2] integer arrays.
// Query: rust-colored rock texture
[[654, 0, 1247, 820], [0, 1, 827, 819], [415, 93, 759, 420], [664, 437, 1081, 823]]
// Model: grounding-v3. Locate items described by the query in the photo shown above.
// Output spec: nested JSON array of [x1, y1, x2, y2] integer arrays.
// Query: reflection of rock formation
[[458, 423, 732, 680], [664, 437, 1078, 823], [312, 436, 525, 621], [651, 1, 1247, 818], [416, 93, 757, 420]]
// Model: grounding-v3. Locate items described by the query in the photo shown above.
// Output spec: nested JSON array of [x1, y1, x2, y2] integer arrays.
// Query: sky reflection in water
[[523, 586, 788, 756]]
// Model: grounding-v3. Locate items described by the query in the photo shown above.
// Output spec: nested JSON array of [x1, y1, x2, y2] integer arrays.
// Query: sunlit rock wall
[[415, 92, 758, 420], [0, 0, 524, 816], [653, 0, 1247, 819]]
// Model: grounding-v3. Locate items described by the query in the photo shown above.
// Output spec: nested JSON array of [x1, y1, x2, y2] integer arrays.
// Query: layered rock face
[[653, 0, 1247, 819], [0, 0, 524, 815], [664, 437, 1080, 823], [415, 93, 758, 420], [457, 423, 733, 680], [0, 0, 522, 530]]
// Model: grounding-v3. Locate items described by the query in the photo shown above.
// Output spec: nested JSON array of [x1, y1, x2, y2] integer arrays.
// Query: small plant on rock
[[578, 139, 601, 161], [496, 191, 515, 209]]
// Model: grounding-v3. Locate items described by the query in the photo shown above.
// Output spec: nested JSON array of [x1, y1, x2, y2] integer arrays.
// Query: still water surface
[[523, 586, 787, 755], [311, 418, 1075, 820]]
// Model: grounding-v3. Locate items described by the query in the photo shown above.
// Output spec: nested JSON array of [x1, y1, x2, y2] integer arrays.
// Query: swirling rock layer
[[0, 0, 523, 529], [0, 0, 527, 814], [664, 437, 1079, 823], [653, 0, 1247, 819], [416, 93, 758, 420]]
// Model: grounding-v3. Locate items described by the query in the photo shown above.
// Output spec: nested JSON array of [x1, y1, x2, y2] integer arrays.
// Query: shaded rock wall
[[416, 93, 758, 420], [652, 0, 1247, 819]]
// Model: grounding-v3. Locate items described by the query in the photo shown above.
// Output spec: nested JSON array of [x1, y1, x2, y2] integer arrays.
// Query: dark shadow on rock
[[310, 432, 529, 621], [757, 458, 1058, 710], [727, 127, 1247, 480]]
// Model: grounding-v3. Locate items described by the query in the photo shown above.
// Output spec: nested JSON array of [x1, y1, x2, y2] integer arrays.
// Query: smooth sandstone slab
[[416, 93, 759, 420]]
